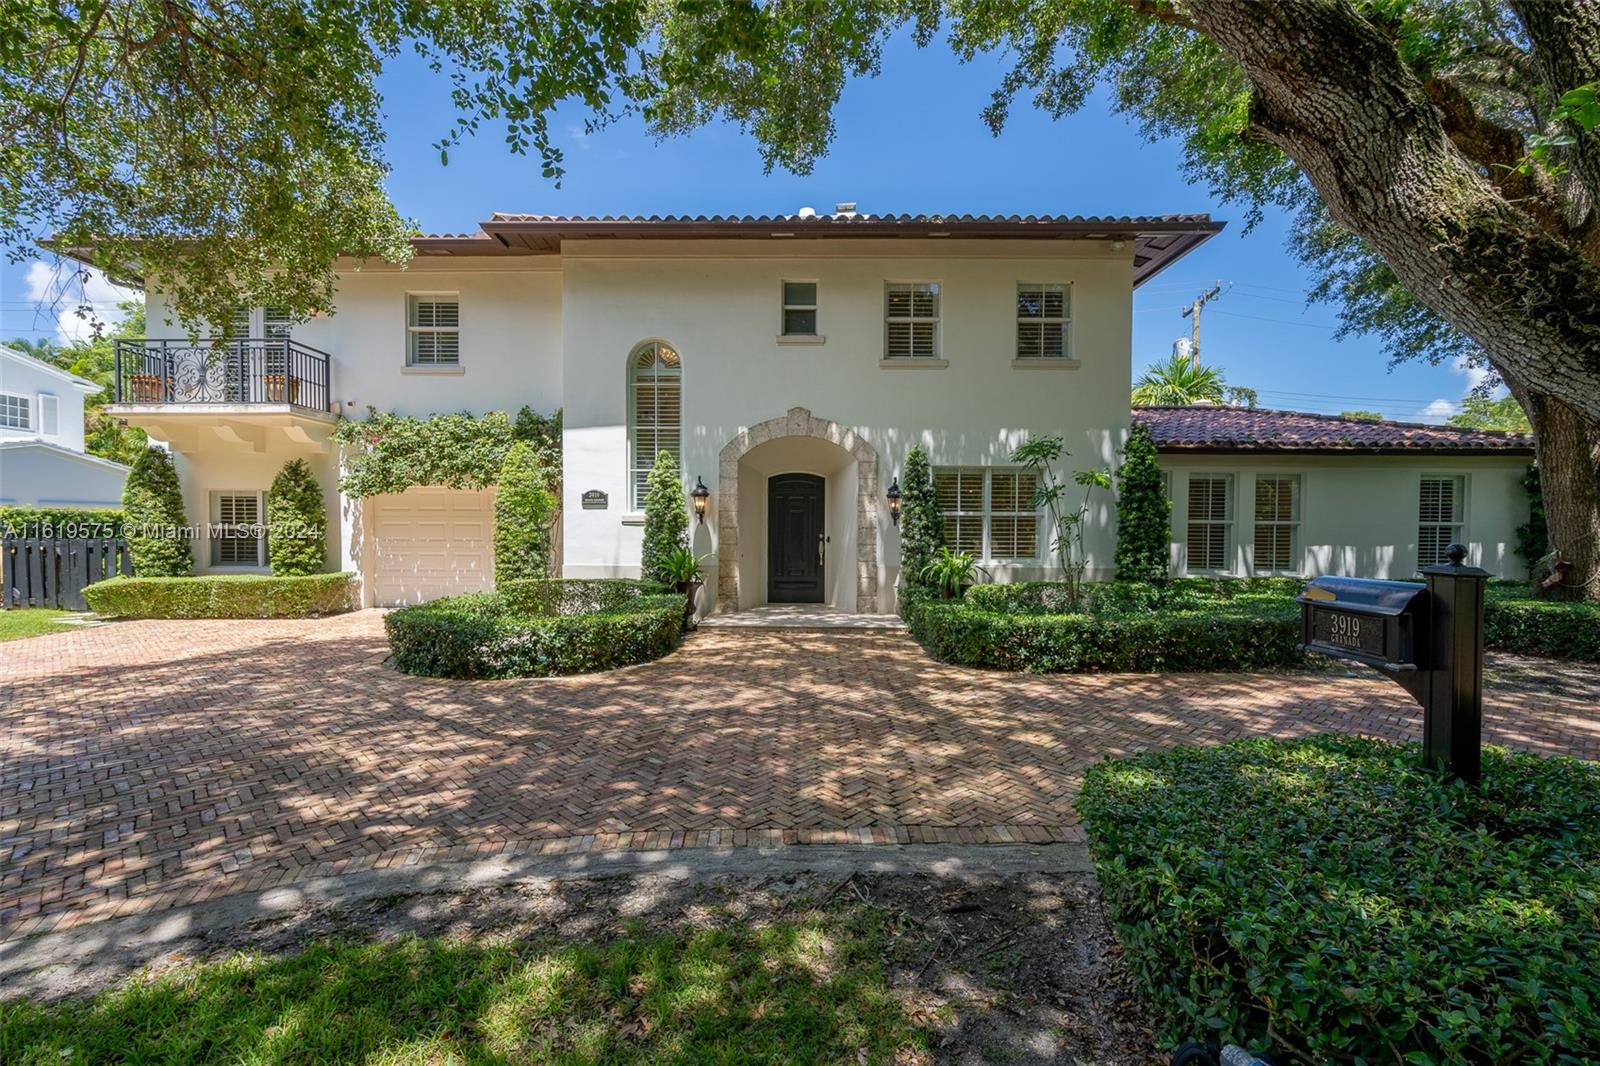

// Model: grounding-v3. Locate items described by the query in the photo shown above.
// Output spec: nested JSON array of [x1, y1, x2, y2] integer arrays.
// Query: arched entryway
[[717, 407, 882, 614]]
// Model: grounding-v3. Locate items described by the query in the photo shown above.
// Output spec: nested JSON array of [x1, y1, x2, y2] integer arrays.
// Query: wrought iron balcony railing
[[113, 338, 331, 412]]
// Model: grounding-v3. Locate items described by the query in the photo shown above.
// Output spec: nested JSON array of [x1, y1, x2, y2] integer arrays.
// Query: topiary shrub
[[897, 444, 943, 599], [84, 573, 355, 618], [1079, 734, 1600, 1061], [266, 458, 327, 576], [493, 441, 555, 582], [640, 449, 687, 587], [1114, 423, 1170, 581], [121, 447, 191, 577]]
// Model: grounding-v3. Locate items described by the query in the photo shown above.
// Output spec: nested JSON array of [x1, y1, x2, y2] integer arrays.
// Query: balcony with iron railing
[[113, 338, 331, 412]]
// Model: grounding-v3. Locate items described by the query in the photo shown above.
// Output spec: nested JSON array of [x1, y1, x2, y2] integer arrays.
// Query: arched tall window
[[629, 342, 682, 508]]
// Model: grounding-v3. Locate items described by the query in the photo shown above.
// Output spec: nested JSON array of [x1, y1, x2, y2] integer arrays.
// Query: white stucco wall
[[0, 445, 128, 508], [169, 441, 340, 575], [0, 347, 91, 452], [1159, 453, 1532, 580]]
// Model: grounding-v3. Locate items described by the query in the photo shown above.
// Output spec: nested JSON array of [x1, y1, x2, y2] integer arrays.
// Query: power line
[[1211, 309, 1339, 330]]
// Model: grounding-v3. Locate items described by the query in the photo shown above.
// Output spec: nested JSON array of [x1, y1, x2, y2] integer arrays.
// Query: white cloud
[[1452, 354, 1492, 394], [1416, 398, 1457, 424], [23, 260, 140, 343]]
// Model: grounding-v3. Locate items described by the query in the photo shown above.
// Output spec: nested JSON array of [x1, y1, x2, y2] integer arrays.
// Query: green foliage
[[265, 459, 326, 576], [493, 441, 555, 583], [1514, 465, 1549, 577], [1079, 735, 1600, 1061], [386, 582, 684, 679], [896, 445, 943, 596], [920, 547, 985, 599], [511, 404, 563, 497], [1009, 434, 1110, 607], [1485, 581, 1600, 662], [1340, 408, 1383, 421], [84, 574, 355, 619], [1448, 394, 1533, 432], [9, 299, 149, 464], [1130, 352, 1227, 406], [905, 579, 1303, 673], [0, 608, 75, 642], [0, 506, 122, 538], [332, 409, 514, 498], [659, 546, 708, 585], [1113, 423, 1169, 581], [499, 577, 669, 617], [640, 450, 688, 586], [120, 447, 190, 577]]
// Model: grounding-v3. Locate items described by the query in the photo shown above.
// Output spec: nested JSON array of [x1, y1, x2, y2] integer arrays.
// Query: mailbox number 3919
[[1329, 613, 1362, 648]]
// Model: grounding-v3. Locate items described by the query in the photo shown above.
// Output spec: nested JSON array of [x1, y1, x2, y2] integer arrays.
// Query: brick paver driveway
[[3, 611, 1597, 937]]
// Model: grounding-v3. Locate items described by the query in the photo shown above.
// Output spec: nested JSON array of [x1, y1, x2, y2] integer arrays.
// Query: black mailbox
[[1296, 576, 1428, 671]]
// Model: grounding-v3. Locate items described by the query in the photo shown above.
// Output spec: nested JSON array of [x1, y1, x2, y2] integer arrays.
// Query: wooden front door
[[767, 473, 825, 603]]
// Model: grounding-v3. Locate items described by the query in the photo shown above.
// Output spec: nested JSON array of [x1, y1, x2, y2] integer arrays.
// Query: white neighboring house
[[80, 207, 1536, 611], [0, 344, 128, 509]]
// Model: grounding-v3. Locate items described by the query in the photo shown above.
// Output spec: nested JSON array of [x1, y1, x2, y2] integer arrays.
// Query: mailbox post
[[1297, 543, 1489, 785]]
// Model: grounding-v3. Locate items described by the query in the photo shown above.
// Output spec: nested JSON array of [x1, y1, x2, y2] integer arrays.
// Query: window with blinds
[[211, 491, 265, 567], [885, 282, 940, 359], [1418, 475, 1466, 567], [1253, 476, 1301, 574], [1187, 474, 1233, 572], [934, 467, 1038, 559], [1016, 283, 1070, 359], [407, 295, 461, 365], [0, 393, 29, 430], [630, 342, 682, 508]]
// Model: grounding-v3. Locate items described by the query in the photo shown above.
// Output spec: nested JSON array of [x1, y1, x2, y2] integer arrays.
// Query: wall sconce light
[[886, 478, 902, 526], [691, 476, 710, 524]]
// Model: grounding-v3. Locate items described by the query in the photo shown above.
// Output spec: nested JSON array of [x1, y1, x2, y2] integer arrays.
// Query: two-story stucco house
[[0, 343, 129, 509], [88, 208, 1534, 612]]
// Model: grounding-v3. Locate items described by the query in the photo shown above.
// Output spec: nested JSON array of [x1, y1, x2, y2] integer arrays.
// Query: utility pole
[[1182, 281, 1227, 367]]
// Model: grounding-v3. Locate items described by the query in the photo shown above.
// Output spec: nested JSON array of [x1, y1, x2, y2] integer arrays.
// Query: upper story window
[[1016, 283, 1070, 359], [781, 281, 819, 337], [629, 342, 682, 509], [0, 393, 31, 430], [1418, 474, 1466, 567], [407, 294, 461, 366], [1187, 473, 1233, 572], [885, 282, 940, 359], [1253, 475, 1301, 574], [934, 466, 1039, 560]]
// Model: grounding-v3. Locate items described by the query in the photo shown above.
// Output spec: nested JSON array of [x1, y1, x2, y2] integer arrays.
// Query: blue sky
[[0, 33, 1483, 421]]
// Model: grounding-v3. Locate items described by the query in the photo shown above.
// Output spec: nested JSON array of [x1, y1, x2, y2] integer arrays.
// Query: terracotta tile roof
[[1133, 404, 1535, 455], [484, 211, 1216, 225]]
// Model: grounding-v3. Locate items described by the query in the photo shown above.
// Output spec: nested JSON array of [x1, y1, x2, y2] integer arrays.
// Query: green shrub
[[1079, 735, 1600, 1061], [265, 458, 326, 576], [84, 574, 355, 618], [121, 447, 191, 577], [1515, 463, 1547, 579], [897, 444, 943, 598], [640, 449, 688, 587], [0, 506, 122, 538], [493, 441, 556, 582], [1485, 581, 1600, 662], [386, 583, 684, 678], [333, 409, 515, 498], [1113, 423, 1170, 581], [499, 577, 667, 616]]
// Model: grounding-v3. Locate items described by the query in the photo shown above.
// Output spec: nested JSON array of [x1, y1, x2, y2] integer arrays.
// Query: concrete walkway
[[699, 604, 906, 629]]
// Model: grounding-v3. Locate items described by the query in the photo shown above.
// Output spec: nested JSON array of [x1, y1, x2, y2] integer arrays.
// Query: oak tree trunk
[[1520, 392, 1600, 600]]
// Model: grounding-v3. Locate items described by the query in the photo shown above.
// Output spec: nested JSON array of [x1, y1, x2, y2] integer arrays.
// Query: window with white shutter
[[407, 295, 461, 366], [1187, 474, 1233, 572], [885, 282, 940, 359], [1418, 475, 1466, 567], [934, 467, 1038, 559], [211, 491, 266, 567], [38, 394, 58, 437], [629, 342, 682, 508], [1016, 283, 1070, 359], [1252, 476, 1300, 574], [0, 393, 30, 430]]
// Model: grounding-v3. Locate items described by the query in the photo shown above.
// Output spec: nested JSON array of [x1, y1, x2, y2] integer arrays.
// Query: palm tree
[[1131, 352, 1227, 406]]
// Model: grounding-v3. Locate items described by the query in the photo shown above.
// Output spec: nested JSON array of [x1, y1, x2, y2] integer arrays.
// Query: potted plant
[[920, 547, 989, 599], [662, 546, 710, 629]]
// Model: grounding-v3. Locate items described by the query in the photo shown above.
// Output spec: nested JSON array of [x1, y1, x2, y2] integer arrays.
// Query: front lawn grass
[[0, 608, 76, 643], [1, 911, 926, 1065]]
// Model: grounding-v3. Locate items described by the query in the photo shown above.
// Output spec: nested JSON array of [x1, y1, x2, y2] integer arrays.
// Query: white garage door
[[369, 487, 495, 606]]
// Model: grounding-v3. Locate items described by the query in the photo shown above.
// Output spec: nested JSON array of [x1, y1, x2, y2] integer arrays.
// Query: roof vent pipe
[[834, 201, 858, 216], [797, 206, 816, 219]]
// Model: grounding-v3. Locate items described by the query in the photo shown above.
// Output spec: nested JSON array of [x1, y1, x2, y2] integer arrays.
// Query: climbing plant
[[332, 409, 514, 498]]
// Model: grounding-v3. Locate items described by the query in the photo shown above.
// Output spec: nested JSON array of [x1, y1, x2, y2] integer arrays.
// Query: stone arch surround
[[717, 407, 881, 613]]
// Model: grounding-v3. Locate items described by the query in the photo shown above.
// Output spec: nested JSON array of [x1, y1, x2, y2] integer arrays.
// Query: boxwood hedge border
[[83, 573, 356, 619]]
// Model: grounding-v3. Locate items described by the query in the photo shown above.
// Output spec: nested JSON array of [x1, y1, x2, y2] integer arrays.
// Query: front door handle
[[818, 534, 825, 567]]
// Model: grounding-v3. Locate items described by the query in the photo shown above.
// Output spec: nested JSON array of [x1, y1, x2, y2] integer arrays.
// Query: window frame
[[1417, 473, 1468, 569], [209, 489, 267, 569], [883, 281, 942, 360], [0, 392, 31, 431], [779, 280, 821, 339], [627, 341, 684, 511], [1014, 282, 1072, 360], [1185, 472, 1235, 574], [405, 292, 462, 367], [1251, 474, 1302, 575], [933, 465, 1040, 562], [37, 393, 59, 437]]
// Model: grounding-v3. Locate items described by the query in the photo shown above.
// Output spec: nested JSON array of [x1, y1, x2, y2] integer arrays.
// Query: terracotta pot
[[130, 373, 163, 402], [673, 578, 704, 629], [262, 374, 300, 404]]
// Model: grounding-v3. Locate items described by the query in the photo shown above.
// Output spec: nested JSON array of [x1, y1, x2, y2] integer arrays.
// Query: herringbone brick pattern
[[2, 612, 1596, 939]]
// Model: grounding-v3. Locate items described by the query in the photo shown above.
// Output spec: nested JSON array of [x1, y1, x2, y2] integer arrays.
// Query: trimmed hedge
[[84, 574, 356, 619], [906, 579, 1304, 673], [386, 579, 683, 678], [1079, 735, 1600, 1061], [1485, 581, 1600, 662], [0, 506, 123, 538]]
